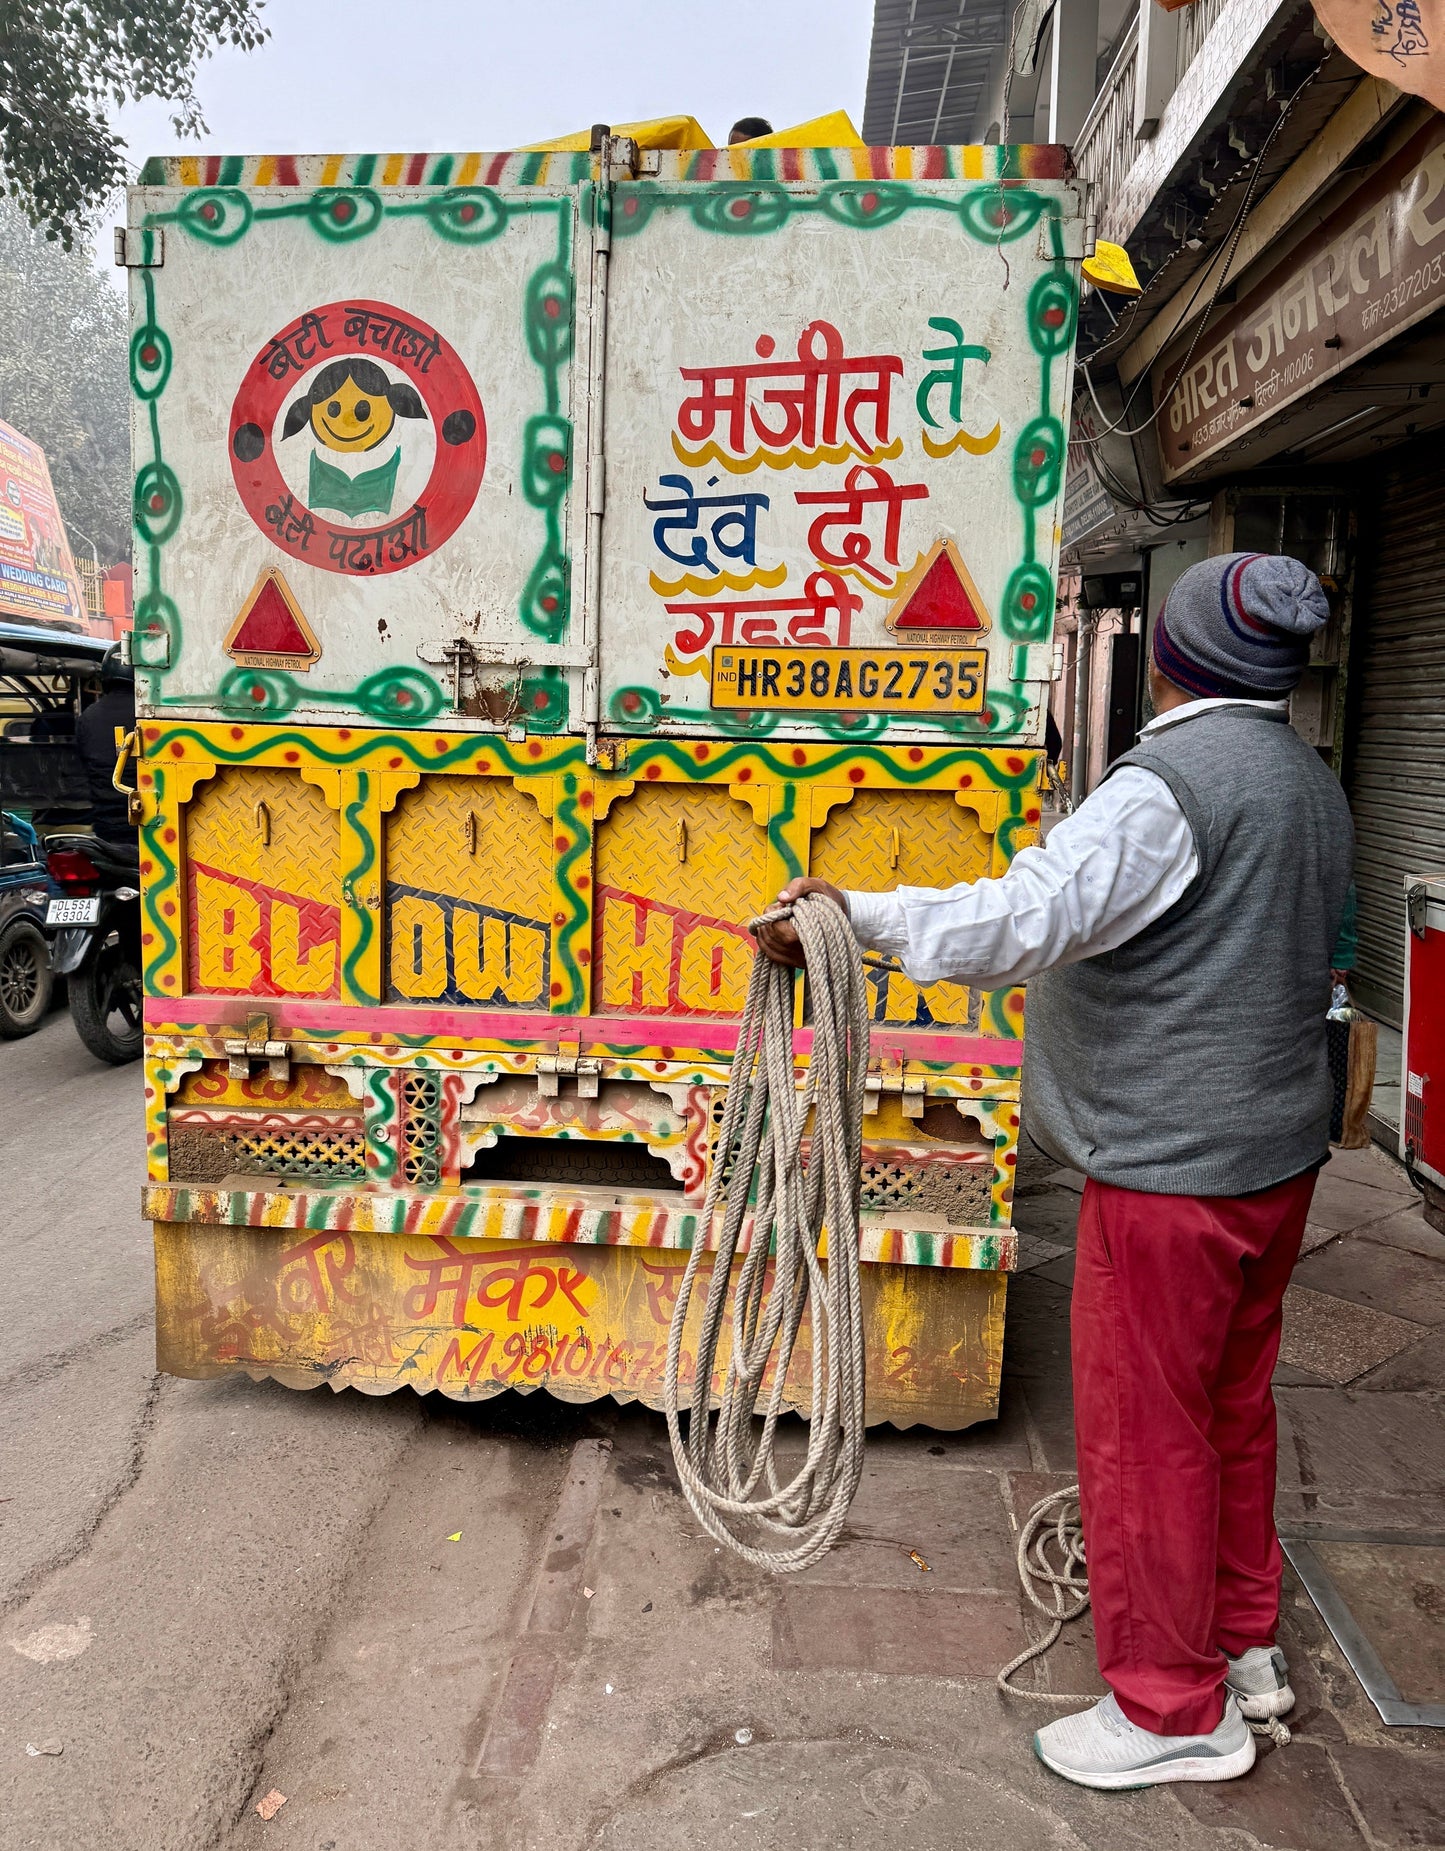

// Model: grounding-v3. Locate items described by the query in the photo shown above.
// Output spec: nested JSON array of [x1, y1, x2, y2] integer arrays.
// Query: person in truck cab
[[758, 553, 1353, 1791]]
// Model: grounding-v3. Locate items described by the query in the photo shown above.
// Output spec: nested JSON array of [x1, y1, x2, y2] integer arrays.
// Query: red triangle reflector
[[886, 538, 992, 635], [224, 569, 320, 668]]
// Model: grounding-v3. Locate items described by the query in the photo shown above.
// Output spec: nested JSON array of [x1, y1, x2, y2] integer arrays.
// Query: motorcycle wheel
[[0, 919, 53, 1037], [69, 932, 143, 1064]]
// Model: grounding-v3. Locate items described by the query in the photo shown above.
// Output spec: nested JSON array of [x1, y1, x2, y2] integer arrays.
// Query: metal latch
[[869, 1053, 928, 1119], [112, 726, 142, 825], [114, 226, 164, 268], [223, 1012, 290, 1081], [1409, 883, 1429, 941], [537, 1041, 600, 1098]]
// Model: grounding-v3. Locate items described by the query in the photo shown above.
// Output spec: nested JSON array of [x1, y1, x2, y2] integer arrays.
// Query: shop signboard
[[1155, 119, 1445, 480], [0, 418, 88, 626]]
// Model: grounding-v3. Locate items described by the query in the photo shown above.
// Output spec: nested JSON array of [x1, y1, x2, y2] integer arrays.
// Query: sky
[[106, 0, 875, 182]]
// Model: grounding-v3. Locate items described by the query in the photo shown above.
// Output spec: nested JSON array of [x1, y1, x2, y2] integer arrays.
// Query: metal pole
[[581, 125, 613, 768]]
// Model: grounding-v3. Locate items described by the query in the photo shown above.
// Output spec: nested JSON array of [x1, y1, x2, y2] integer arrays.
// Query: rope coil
[[663, 894, 870, 1573]]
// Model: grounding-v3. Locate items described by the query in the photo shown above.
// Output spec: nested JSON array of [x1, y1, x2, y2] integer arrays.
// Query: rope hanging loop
[[663, 892, 871, 1573]]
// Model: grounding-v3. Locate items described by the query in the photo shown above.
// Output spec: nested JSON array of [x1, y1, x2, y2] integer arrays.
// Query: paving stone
[[1357, 1206, 1445, 1267], [1031, 1252, 1077, 1290], [1322, 1145, 1418, 1200], [1294, 1240, 1445, 1327], [1358, 1326, 1445, 1393], [1277, 1389, 1445, 1502], [1274, 1360, 1339, 1388], [1278, 1285, 1423, 1384], [1311, 1541, 1445, 1704], [1172, 1739, 1367, 1849], [1302, 1220, 1343, 1257], [1308, 1175, 1420, 1233], [1012, 1189, 1084, 1246], [771, 1582, 1027, 1678], [1329, 1743, 1445, 1848], [1017, 1230, 1072, 1272], [798, 1461, 1018, 1592]]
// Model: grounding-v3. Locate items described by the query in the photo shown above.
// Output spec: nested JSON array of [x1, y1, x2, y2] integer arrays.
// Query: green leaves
[[0, 197, 130, 558], [0, 2, 269, 247]]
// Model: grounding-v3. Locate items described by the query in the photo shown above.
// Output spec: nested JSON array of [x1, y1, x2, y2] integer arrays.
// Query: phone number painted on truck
[[709, 646, 987, 713]]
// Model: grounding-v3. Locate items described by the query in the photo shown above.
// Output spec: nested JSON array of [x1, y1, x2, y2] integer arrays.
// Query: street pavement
[[3, 1010, 1444, 1850]]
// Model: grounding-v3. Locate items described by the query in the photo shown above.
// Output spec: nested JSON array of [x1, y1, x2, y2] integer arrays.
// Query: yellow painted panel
[[387, 776, 551, 916], [594, 783, 767, 1018], [187, 768, 340, 905], [809, 788, 988, 1027], [154, 1222, 1006, 1429]]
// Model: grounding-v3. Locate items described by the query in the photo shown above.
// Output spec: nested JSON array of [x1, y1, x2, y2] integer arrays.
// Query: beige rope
[[663, 893, 870, 1573]]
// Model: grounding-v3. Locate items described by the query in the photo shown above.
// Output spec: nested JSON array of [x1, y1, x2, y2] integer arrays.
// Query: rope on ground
[[663, 893, 870, 1574], [997, 1484, 1290, 1744]]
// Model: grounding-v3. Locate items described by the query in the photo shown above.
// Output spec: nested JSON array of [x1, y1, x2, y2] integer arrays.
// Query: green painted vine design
[[605, 179, 1076, 737], [131, 186, 580, 729]]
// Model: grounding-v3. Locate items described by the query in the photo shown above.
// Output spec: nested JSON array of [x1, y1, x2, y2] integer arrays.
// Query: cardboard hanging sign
[[1310, 0, 1445, 109]]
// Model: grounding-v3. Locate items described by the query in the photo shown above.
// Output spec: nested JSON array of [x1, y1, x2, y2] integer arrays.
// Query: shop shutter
[[1347, 455, 1445, 1026]]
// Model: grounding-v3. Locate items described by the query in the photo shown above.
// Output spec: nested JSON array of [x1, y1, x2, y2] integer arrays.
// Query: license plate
[[710, 647, 987, 714], [46, 896, 100, 926]]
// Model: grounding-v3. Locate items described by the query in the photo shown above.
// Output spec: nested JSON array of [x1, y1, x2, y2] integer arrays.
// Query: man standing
[[757, 553, 1353, 1789]]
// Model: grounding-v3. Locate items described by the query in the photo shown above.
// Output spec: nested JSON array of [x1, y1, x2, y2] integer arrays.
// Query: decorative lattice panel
[[398, 1070, 443, 1189], [168, 1123, 366, 1183], [185, 768, 341, 997], [594, 784, 767, 1016], [385, 777, 553, 1006], [809, 790, 990, 1027]]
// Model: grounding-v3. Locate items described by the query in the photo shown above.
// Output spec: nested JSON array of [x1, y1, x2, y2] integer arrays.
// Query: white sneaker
[[1034, 1691, 1256, 1791], [1225, 1645, 1295, 1720]]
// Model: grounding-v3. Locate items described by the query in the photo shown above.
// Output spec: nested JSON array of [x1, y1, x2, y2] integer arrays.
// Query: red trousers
[[1071, 1169, 1316, 1736]]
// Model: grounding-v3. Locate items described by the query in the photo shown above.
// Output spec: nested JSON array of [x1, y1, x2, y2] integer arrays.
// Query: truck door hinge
[[537, 1040, 599, 1099], [115, 226, 164, 268], [223, 1012, 290, 1081]]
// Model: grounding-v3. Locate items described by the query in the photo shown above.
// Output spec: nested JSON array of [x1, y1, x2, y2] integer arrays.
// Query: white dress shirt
[[844, 697, 1288, 990]]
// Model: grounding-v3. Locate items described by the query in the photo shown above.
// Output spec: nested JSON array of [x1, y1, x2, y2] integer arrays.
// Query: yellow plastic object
[[524, 115, 713, 153], [734, 109, 866, 149], [1083, 239, 1142, 297]]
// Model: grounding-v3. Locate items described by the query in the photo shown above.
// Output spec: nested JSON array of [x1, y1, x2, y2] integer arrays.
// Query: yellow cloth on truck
[[523, 109, 865, 153], [524, 115, 713, 152], [733, 109, 865, 148]]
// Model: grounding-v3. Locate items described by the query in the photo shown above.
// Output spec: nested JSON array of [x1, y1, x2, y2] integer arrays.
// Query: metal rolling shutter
[[1347, 459, 1445, 1026]]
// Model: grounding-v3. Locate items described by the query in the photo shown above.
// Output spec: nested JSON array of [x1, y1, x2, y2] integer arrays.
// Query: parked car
[[0, 809, 55, 1036]]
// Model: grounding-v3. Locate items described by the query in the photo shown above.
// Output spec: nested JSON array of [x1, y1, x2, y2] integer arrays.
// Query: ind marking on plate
[[710, 647, 987, 714]]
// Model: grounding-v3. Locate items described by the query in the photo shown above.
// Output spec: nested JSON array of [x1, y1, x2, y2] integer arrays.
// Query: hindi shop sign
[[1155, 120, 1445, 480]]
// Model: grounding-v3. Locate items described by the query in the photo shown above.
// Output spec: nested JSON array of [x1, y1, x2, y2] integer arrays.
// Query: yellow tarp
[[524, 115, 713, 153], [524, 109, 865, 154], [733, 110, 865, 149]]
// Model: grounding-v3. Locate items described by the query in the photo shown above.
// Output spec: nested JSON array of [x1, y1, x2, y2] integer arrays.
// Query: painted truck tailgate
[[129, 141, 1081, 1426]]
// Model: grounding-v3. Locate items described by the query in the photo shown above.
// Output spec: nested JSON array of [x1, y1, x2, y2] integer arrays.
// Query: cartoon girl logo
[[229, 299, 485, 577]]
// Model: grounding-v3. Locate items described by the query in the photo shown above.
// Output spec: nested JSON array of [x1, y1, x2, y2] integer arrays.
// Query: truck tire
[[0, 919, 53, 1037], [68, 932, 143, 1064]]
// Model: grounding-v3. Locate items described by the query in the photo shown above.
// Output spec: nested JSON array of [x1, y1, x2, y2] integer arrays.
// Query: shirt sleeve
[[843, 767, 1199, 989]]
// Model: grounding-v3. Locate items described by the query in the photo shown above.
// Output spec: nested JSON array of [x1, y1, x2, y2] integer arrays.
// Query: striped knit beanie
[[1153, 552, 1330, 698]]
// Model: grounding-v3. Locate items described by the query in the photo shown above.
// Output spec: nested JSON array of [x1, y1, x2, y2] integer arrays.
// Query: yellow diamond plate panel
[[386, 776, 552, 918], [594, 784, 767, 1017], [810, 789, 989, 1028], [187, 768, 340, 904]]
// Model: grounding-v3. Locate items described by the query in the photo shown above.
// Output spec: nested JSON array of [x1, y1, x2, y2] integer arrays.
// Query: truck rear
[[128, 133, 1081, 1426]]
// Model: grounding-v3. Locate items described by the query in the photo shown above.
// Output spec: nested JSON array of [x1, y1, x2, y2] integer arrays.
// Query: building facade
[[865, 0, 1445, 1056]]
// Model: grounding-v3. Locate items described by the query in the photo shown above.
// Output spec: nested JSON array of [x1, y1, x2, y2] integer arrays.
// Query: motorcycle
[[44, 835, 143, 1063]]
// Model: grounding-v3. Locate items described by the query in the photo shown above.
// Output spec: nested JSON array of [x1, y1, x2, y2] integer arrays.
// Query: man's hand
[[753, 877, 847, 967]]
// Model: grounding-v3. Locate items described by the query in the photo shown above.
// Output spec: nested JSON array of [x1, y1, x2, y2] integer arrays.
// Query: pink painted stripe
[[404, 152, 427, 184], [484, 152, 510, 185], [146, 995, 1022, 1068], [275, 155, 300, 186]]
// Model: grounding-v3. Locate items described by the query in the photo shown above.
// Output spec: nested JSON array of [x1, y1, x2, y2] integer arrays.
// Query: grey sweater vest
[[1023, 706, 1354, 1196]]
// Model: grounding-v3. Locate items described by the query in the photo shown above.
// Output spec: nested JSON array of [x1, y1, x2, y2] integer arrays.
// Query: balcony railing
[[1176, 0, 1234, 80], [1072, 13, 1140, 241]]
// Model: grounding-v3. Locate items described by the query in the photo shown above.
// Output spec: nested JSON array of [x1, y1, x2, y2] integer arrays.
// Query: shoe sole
[[1229, 1683, 1295, 1721], [1033, 1733, 1257, 1791]]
